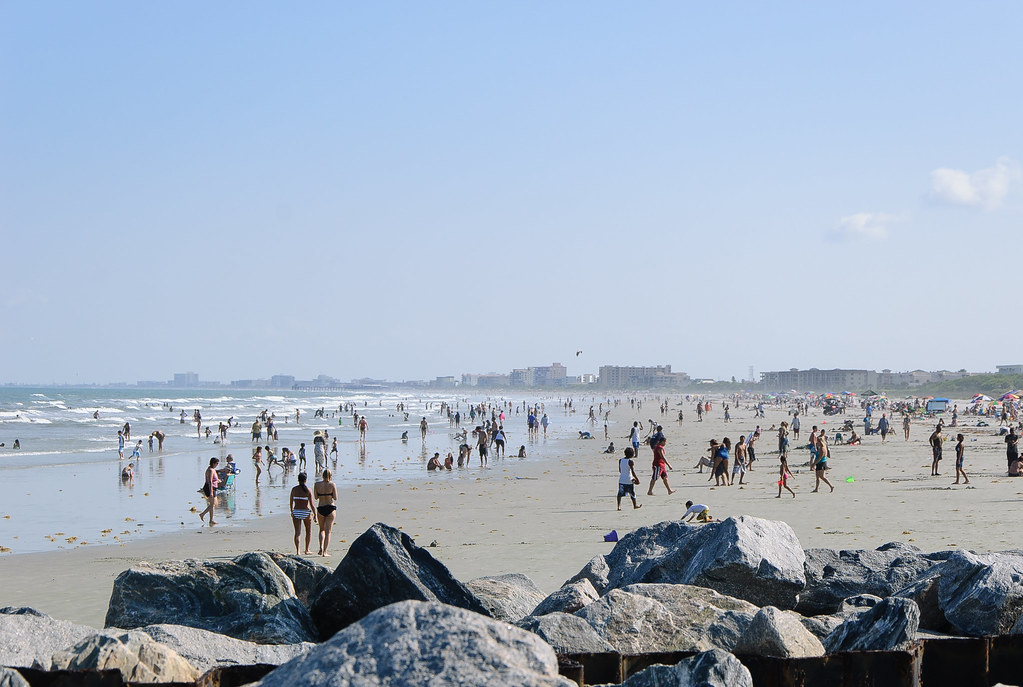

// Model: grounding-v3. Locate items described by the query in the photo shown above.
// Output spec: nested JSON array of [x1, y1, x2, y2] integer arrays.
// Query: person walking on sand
[[647, 437, 675, 495], [929, 425, 943, 476], [628, 422, 641, 456], [199, 457, 220, 525], [953, 433, 970, 484], [811, 433, 834, 493], [329, 437, 338, 463], [616, 447, 643, 510], [732, 436, 748, 486], [903, 414, 911, 441], [1005, 427, 1018, 473], [777, 422, 789, 459], [289, 472, 314, 555], [252, 446, 264, 482], [777, 456, 796, 498], [315, 468, 338, 556], [420, 417, 428, 442], [358, 416, 368, 443], [878, 413, 890, 443]]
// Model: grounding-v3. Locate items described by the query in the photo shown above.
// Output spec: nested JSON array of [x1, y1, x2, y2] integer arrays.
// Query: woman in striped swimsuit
[[289, 472, 314, 555]]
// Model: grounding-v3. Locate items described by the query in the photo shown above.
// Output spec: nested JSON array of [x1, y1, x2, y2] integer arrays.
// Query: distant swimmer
[[93, 410, 99, 419], [12, 439, 19, 450]]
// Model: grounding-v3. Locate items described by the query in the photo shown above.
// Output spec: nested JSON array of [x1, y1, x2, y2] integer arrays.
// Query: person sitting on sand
[[579, 431, 593, 439], [846, 430, 861, 446], [443, 452, 454, 470], [121, 463, 134, 483], [682, 500, 712, 523], [427, 453, 442, 471], [692, 454, 713, 472], [603, 442, 616, 454], [517, 445, 526, 457]]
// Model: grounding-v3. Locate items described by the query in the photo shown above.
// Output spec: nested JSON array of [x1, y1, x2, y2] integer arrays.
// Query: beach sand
[[2, 398, 1019, 629]]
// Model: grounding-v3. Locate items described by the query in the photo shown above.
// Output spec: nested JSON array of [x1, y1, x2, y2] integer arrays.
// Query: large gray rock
[[137, 624, 314, 673], [517, 613, 615, 654], [733, 606, 824, 658], [798, 594, 883, 640], [309, 523, 490, 640], [49, 630, 199, 683], [797, 542, 935, 615], [0, 607, 96, 669], [937, 551, 1023, 636], [596, 517, 806, 609], [531, 579, 599, 617], [823, 597, 920, 653], [267, 553, 331, 607], [894, 574, 950, 632], [616, 649, 753, 687], [575, 584, 757, 654], [0, 668, 29, 687], [565, 555, 611, 595], [253, 601, 574, 687], [466, 573, 546, 623], [105, 552, 317, 644]]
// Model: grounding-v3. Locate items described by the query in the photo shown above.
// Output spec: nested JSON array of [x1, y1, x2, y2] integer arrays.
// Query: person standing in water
[[199, 458, 220, 526]]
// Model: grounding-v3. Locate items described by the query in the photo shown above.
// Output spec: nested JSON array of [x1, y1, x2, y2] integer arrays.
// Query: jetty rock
[[266, 552, 331, 607], [823, 597, 920, 653], [592, 516, 806, 609], [254, 601, 574, 687], [466, 573, 546, 623], [517, 613, 615, 654], [0, 668, 29, 687], [136, 624, 314, 673], [531, 579, 600, 618], [574, 583, 758, 654], [0, 607, 95, 670], [309, 523, 490, 640], [733, 606, 825, 658], [104, 552, 317, 644], [936, 550, 1023, 636], [603, 649, 753, 687], [49, 630, 199, 684], [797, 542, 939, 615]]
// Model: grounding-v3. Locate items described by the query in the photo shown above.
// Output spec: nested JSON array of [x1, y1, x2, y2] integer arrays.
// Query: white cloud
[[832, 212, 897, 241], [928, 157, 1020, 209]]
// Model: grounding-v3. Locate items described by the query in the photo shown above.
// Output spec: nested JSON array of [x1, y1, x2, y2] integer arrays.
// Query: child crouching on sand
[[682, 500, 712, 523]]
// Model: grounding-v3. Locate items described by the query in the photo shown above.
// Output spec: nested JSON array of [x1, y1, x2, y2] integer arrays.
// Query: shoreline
[[2, 397, 1020, 628]]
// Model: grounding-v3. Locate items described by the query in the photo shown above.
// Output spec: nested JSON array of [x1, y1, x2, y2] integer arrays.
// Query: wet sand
[[2, 397, 1019, 629]]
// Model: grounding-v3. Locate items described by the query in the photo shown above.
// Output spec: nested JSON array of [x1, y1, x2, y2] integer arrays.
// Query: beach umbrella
[[1001, 393, 1019, 401], [973, 394, 992, 402]]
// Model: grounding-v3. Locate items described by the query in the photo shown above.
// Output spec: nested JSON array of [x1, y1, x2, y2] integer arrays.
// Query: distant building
[[430, 376, 458, 388], [461, 373, 510, 388], [171, 372, 200, 387], [508, 363, 567, 388], [760, 367, 971, 391], [270, 375, 296, 388], [997, 365, 1023, 375], [597, 365, 689, 388]]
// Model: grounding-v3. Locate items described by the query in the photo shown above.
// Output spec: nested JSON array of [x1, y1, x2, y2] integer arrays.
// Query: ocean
[[0, 387, 560, 555]]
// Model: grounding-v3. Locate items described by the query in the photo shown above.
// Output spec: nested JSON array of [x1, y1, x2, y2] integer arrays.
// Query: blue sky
[[2, 2, 1021, 384]]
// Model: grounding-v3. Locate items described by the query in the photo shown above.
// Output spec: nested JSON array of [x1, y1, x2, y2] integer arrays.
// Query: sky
[[2, 2, 1022, 385]]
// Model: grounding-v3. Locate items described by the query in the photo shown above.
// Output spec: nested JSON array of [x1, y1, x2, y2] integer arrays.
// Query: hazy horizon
[[3, 3, 1021, 384]]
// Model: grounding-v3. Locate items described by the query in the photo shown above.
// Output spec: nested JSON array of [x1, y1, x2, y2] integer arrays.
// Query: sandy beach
[[2, 396, 1019, 630]]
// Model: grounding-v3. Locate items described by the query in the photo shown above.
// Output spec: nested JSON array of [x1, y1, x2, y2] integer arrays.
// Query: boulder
[[616, 649, 753, 687], [894, 574, 951, 633], [309, 523, 490, 640], [575, 584, 757, 654], [0, 607, 96, 669], [49, 630, 199, 684], [531, 579, 599, 617], [517, 613, 615, 654], [798, 594, 883, 641], [267, 553, 331, 606], [565, 555, 610, 594], [937, 551, 1023, 636], [104, 552, 317, 644], [823, 597, 920, 653], [599, 517, 806, 609], [797, 542, 934, 615], [137, 624, 313, 673], [253, 601, 574, 687], [466, 573, 547, 623], [733, 606, 825, 658], [0, 668, 29, 687]]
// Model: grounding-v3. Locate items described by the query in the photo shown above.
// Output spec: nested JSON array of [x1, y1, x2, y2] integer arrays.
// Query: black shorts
[[617, 483, 636, 498]]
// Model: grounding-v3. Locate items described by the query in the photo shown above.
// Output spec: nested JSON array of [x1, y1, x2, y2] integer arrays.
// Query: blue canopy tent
[[925, 398, 951, 413]]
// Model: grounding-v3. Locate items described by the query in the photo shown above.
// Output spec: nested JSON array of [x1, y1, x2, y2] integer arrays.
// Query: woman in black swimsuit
[[315, 469, 338, 557]]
